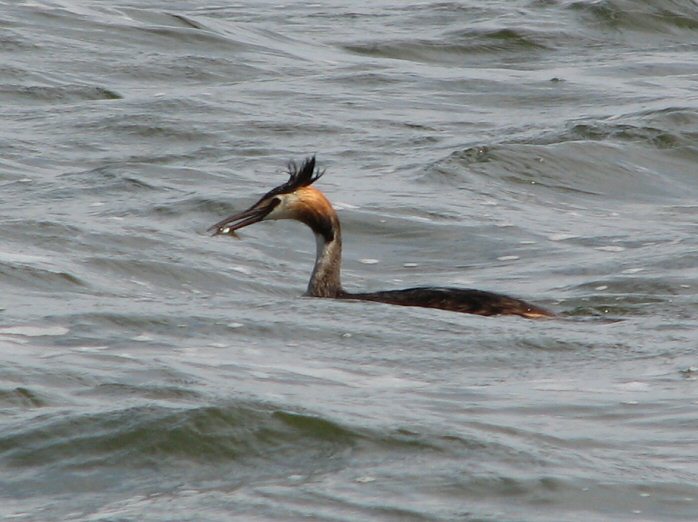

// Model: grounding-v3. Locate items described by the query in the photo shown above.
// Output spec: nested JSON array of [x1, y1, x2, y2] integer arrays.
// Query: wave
[[570, 0, 698, 34], [0, 85, 121, 106], [343, 28, 552, 65], [0, 403, 355, 471], [422, 103, 698, 202]]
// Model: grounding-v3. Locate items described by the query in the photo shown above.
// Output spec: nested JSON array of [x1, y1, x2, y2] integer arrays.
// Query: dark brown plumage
[[342, 287, 553, 318]]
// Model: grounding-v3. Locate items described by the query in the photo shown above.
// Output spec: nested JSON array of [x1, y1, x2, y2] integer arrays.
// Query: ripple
[[0, 84, 121, 105], [344, 27, 551, 65], [0, 402, 361, 471], [570, 0, 698, 34]]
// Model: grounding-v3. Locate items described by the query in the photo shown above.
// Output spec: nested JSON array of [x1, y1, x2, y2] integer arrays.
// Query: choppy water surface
[[2, 1, 698, 520]]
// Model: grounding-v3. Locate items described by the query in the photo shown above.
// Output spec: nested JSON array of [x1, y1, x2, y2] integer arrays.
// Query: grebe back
[[209, 156, 554, 319]]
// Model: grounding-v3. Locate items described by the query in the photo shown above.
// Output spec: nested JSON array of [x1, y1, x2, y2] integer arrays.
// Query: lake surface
[[1, 1, 698, 520]]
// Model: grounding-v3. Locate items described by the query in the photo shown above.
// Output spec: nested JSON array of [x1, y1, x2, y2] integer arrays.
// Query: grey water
[[1, 0, 698, 520]]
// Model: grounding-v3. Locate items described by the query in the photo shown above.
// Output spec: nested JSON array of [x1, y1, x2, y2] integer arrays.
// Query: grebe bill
[[209, 156, 554, 319]]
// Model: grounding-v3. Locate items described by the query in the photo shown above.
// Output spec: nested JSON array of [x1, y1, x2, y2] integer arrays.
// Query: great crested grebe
[[209, 156, 554, 319]]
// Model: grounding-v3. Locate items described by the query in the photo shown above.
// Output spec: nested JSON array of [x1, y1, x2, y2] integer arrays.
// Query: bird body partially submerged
[[340, 287, 553, 319], [210, 157, 554, 319]]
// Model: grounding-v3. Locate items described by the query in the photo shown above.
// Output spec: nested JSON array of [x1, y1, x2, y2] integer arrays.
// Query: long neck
[[288, 186, 344, 297], [306, 219, 343, 297]]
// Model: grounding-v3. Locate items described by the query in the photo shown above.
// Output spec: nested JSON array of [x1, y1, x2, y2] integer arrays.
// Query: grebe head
[[208, 156, 333, 238]]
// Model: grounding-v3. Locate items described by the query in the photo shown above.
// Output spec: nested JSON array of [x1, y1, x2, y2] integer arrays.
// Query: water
[[1, 0, 698, 520]]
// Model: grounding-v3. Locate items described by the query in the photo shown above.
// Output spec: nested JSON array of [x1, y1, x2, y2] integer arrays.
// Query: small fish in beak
[[208, 198, 280, 238]]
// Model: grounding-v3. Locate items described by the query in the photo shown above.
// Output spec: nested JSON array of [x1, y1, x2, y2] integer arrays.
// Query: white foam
[[616, 381, 649, 391], [0, 250, 50, 265], [333, 201, 359, 210], [548, 233, 578, 241], [0, 325, 69, 337]]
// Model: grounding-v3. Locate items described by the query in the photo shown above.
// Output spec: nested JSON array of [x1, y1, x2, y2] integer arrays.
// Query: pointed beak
[[208, 200, 277, 236]]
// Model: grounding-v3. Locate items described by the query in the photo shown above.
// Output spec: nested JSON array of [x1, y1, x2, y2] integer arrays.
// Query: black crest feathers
[[263, 156, 324, 200]]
